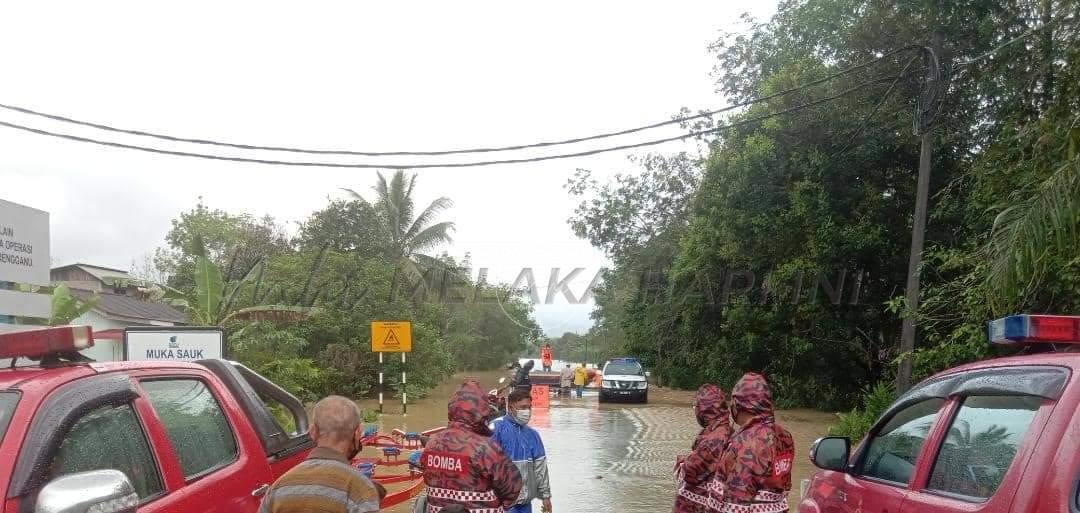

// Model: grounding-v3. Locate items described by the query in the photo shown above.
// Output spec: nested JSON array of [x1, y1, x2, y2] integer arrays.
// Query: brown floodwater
[[359, 374, 835, 513]]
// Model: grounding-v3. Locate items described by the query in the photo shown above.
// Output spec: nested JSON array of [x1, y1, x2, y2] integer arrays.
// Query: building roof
[[51, 263, 150, 288], [71, 289, 186, 324]]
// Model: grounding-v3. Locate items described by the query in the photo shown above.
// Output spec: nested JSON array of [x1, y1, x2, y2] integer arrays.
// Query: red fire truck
[[0, 325, 312, 513], [800, 314, 1080, 513]]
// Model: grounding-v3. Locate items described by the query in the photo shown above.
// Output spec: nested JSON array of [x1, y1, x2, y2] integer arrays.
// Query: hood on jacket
[[694, 384, 728, 428], [523, 360, 535, 371], [448, 380, 493, 435], [732, 372, 775, 423]]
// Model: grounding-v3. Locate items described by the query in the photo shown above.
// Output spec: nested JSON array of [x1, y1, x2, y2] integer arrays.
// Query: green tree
[[297, 199, 387, 257], [159, 237, 313, 326], [346, 170, 455, 274], [154, 199, 290, 289], [569, 0, 1080, 410]]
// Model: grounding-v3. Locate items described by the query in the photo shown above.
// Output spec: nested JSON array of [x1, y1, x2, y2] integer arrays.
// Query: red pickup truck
[[800, 314, 1080, 513], [0, 326, 313, 513]]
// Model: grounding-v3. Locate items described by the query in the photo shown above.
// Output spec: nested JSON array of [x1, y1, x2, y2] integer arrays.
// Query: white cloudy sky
[[0, 1, 777, 336]]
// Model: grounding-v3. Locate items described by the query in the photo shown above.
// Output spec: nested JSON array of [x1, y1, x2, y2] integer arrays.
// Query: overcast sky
[[0, 1, 777, 336]]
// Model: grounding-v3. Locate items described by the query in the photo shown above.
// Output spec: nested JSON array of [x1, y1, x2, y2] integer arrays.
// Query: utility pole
[[897, 23, 945, 395]]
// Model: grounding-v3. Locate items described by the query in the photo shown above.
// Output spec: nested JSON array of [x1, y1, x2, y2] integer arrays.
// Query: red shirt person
[[716, 373, 795, 513], [673, 384, 732, 513], [540, 345, 553, 372], [420, 381, 523, 512]]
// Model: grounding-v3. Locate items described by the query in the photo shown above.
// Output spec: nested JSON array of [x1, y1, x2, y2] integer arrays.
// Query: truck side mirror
[[645, 371, 652, 377], [36, 470, 137, 513], [809, 437, 851, 472]]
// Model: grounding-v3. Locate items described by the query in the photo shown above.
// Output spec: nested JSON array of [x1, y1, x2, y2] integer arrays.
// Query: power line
[[834, 55, 920, 158], [0, 46, 921, 158], [0, 74, 905, 169], [957, 13, 1070, 67]]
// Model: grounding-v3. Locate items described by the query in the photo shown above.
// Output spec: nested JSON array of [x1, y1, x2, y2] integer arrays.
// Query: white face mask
[[512, 408, 532, 425]]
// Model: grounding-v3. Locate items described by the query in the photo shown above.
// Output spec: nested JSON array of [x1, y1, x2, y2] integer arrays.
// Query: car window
[[604, 362, 643, 375], [927, 395, 1040, 500], [857, 398, 944, 485], [47, 404, 164, 499], [142, 379, 239, 479], [0, 392, 17, 443], [255, 388, 298, 436]]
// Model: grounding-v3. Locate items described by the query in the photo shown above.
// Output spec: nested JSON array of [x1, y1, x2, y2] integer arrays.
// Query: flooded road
[[369, 376, 834, 513], [539, 395, 699, 513]]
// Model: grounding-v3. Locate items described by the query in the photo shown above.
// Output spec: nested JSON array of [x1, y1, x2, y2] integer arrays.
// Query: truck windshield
[[0, 392, 18, 443], [605, 362, 643, 376]]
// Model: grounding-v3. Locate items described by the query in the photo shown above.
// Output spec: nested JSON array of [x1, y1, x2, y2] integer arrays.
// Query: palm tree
[[943, 420, 1011, 450], [345, 170, 455, 275], [984, 125, 1080, 311]]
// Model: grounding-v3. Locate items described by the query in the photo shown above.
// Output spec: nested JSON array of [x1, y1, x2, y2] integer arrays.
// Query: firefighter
[[716, 373, 795, 513], [419, 380, 523, 513], [672, 384, 731, 513]]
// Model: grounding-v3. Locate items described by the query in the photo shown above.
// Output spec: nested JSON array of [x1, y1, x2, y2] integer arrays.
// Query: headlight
[[602, 380, 614, 388], [635, 381, 648, 390]]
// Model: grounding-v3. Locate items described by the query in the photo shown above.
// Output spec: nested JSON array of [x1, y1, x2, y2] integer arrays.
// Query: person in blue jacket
[[491, 388, 553, 513]]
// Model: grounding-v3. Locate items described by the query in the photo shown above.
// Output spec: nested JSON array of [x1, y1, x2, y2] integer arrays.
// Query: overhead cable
[[0, 74, 907, 169], [834, 55, 920, 157], [0, 46, 921, 157]]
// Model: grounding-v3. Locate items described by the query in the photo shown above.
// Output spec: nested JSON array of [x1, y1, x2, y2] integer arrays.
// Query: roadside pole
[[372, 321, 412, 414], [898, 130, 933, 394], [897, 24, 945, 394]]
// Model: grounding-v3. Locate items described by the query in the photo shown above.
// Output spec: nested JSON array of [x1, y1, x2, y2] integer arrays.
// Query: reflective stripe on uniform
[[719, 490, 789, 513], [753, 491, 786, 503], [720, 502, 788, 513], [427, 505, 505, 513], [676, 471, 724, 510], [426, 487, 498, 503], [678, 486, 722, 511]]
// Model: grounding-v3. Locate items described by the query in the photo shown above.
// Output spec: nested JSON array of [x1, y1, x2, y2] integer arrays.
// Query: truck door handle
[[252, 484, 270, 497]]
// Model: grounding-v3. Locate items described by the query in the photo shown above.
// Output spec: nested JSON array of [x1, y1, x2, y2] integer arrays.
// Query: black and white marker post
[[378, 352, 384, 414], [402, 352, 407, 415]]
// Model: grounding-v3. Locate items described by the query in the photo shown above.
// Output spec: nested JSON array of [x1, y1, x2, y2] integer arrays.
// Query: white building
[[51, 263, 186, 361]]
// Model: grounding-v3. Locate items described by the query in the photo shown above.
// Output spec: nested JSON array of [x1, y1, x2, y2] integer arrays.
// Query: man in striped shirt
[[259, 396, 386, 513]]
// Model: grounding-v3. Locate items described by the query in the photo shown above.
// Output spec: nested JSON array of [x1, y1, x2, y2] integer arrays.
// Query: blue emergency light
[[988, 314, 1080, 345]]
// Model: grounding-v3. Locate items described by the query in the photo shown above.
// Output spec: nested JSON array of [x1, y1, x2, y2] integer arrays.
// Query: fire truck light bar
[[988, 315, 1080, 345], [0, 326, 94, 359]]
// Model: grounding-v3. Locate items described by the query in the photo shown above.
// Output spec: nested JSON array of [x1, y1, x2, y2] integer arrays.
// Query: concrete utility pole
[[897, 24, 945, 395]]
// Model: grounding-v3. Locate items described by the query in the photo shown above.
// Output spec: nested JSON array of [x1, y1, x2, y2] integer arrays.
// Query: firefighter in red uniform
[[420, 380, 523, 513], [672, 384, 732, 513], [716, 373, 795, 513]]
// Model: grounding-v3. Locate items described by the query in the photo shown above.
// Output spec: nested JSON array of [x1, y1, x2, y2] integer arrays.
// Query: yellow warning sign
[[371, 321, 412, 352]]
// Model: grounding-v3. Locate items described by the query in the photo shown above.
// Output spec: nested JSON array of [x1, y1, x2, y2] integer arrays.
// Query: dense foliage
[[571, 0, 1080, 411], [150, 171, 539, 402]]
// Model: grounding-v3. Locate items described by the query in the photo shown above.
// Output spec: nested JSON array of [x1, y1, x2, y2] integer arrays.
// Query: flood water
[[369, 377, 833, 513], [539, 394, 700, 513]]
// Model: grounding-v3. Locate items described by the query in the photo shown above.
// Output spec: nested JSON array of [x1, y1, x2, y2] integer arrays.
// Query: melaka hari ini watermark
[[384, 267, 866, 306]]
